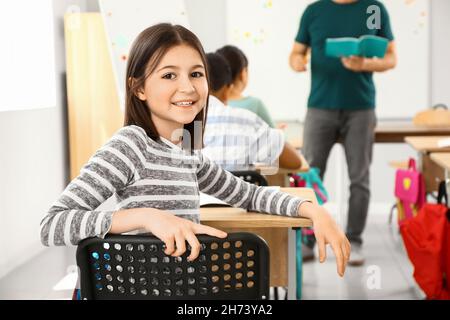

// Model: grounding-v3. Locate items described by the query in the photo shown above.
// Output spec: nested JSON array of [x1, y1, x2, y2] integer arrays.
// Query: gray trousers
[[302, 108, 377, 245]]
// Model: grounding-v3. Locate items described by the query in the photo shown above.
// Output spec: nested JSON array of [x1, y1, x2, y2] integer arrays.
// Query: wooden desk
[[405, 136, 450, 153], [405, 136, 450, 192], [430, 153, 450, 197], [289, 122, 450, 148], [430, 153, 450, 172], [200, 187, 316, 300], [256, 153, 310, 187], [376, 122, 450, 143]]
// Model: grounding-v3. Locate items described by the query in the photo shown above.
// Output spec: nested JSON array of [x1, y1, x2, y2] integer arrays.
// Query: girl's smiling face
[[136, 44, 209, 142]]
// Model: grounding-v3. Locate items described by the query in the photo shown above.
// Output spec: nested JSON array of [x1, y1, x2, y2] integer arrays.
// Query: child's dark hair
[[206, 52, 232, 92], [124, 23, 209, 151], [216, 45, 248, 82]]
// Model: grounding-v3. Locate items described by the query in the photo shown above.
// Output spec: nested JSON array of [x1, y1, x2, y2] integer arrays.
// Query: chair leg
[[388, 203, 396, 225]]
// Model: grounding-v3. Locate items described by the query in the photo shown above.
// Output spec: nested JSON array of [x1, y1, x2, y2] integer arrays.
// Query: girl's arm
[[197, 156, 350, 276], [40, 126, 146, 246], [197, 155, 307, 216], [41, 125, 227, 261], [294, 202, 350, 277]]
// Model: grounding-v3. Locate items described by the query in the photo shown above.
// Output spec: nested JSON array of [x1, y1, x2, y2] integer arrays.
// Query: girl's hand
[[298, 202, 351, 277], [141, 208, 227, 261]]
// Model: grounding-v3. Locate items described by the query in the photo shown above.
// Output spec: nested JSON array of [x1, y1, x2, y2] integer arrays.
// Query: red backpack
[[400, 180, 450, 299]]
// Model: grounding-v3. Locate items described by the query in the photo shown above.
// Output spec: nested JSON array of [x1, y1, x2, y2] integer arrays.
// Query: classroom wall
[[185, 0, 227, 53], [0, 0, 92, 280], [430, 0, 450, 107]]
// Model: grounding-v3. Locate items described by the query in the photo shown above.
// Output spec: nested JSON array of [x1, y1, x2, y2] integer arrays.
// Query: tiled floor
[[0, 211, 424, 300], [0, 245, 77, 300], [301, 211, 424, 300]]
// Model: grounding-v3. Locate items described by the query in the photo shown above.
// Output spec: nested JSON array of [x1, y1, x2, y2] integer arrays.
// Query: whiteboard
[[226, 0, 314, 121], [375, 0, 429, 119], [99, 0, 190, 109], [99, 0, 430, 120], [226, 0, 430, 120], [0, 0, 56, 112]]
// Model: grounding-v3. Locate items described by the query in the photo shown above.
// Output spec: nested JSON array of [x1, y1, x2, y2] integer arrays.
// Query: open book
[[199, 186, 281, 208], [325, 35, 388, 58]]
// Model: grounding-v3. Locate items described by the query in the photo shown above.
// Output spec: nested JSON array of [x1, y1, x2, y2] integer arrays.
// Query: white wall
[[430, 0, 450, 107], [185, 0, 227, 53], [0, 0, 92, 279]]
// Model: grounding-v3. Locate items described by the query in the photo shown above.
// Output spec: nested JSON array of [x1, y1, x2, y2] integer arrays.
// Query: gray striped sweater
[[40, 125, 308, 247]]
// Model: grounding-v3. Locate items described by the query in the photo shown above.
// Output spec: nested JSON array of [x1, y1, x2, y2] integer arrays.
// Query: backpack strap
[[437, 180, 448, 206], [408, 158, 417, 171]]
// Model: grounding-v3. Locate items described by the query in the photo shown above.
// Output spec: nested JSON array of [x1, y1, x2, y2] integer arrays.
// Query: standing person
[[40, 23, 350, 278], [289, 0, 397, 265]]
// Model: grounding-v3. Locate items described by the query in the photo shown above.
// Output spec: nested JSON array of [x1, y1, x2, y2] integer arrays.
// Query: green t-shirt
[[295, 0, 394, 110], [228, 96, 276, 128]]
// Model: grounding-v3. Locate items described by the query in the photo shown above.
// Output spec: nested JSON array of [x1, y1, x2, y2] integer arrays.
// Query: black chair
[[232, 170, 288, 299], [231, 170, 268, 186], [76, 232, 269, 300]]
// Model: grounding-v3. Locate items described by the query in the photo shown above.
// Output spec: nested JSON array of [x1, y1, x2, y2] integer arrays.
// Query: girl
[[40, 23, 350, 276]]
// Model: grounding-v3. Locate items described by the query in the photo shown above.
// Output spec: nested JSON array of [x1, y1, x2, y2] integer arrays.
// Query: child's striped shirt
[[40, 125, 309, 247]]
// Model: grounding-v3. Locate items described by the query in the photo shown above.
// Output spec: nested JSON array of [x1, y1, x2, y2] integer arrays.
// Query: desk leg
[[418, 151, 424, 172], [287, 227, 300, 300]]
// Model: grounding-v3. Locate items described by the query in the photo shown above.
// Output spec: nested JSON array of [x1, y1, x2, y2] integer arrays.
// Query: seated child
[[217, 45, 280, 129], [203, 52, 302, 170]]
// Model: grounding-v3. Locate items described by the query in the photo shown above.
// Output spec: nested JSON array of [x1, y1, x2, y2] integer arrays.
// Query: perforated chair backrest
[[231, 171, 268, 186], [76, 232, 269, 300]]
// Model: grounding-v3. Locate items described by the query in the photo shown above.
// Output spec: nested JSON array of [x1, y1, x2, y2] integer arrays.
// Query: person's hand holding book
[[341, 55, 368, 72]]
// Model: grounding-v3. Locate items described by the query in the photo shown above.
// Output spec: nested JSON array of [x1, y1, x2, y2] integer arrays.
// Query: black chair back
[[231, 171, 268, 186], [76, 232, 270, 300]]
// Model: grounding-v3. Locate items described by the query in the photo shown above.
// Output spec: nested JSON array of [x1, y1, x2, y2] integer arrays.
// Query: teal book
[[325, 35, 389, 58]]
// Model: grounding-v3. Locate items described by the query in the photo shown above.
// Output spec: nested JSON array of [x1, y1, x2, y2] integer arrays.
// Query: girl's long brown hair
[[124, 23, 209, 152]]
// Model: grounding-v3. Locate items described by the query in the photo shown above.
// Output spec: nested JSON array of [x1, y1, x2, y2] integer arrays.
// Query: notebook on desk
[[199, 186, 281, 208], [199, 192, 230, 207]]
